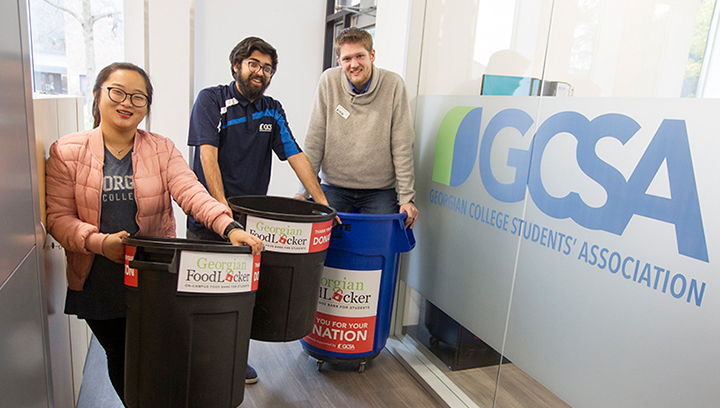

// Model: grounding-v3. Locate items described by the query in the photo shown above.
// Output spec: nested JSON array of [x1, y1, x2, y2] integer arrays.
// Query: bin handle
[[128, 247, 180, 274], [394, 215, 416, 253], [128, 259, 173, 273]]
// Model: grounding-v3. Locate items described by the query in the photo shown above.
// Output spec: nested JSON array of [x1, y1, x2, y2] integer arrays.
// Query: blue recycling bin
[[300, 212, 415, 372]]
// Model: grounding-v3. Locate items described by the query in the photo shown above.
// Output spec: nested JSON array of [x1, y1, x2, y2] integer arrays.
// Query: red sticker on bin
[[309, 220, 333, 252], [252, 254, 261, 291], [124, 245, 138, 287], [303, 312, 376, 354]]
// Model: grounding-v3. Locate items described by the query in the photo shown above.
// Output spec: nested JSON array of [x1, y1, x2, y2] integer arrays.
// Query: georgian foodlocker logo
[[304, 267, 382, 354], [177, 251, 260, 294], [246, 216, 333, 254]]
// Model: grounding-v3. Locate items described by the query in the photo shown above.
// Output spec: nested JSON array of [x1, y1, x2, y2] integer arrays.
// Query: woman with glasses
[[45, 62, 263, 405]]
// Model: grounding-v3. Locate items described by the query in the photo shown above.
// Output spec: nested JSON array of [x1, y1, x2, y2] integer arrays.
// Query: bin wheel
[[358, 362, 366, 373], [317, 360, 324, 372], [429, 336, 439, 349]]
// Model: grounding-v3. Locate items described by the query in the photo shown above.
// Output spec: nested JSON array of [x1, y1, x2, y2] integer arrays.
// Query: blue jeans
[[321, 184, 399, 214]]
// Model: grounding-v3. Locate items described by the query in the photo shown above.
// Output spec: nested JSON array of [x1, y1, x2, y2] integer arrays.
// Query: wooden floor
[[406, 334, 571, 408], [78, 333, 567, 408], [446, 364, 571, 408], [405, 313, 571, 408], [406, 335, 571, 408], [242, 340, 442, 408]]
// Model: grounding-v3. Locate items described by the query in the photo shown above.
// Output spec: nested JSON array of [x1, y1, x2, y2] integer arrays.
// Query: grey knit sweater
[[299, 65, 416, 205]]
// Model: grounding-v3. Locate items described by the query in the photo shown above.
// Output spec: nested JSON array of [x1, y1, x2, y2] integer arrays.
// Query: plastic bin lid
[[336, 212, 408, 222], [335, 211, 416, 253], [123, 236, 252, 254], [228, 195, 336, 223]]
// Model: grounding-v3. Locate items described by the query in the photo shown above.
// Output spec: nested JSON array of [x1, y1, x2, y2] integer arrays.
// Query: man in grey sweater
[[296, 27, 419, 228]]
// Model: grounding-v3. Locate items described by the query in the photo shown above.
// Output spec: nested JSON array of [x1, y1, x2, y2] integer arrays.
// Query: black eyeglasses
[[243, 60, 275, 77], [101, 86, 149, 108]]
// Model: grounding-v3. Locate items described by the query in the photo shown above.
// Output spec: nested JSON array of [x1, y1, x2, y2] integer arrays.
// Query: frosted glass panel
[[501, 97, 720, 407], [405, 1, 558, 405], [403, 0, 720, 406]]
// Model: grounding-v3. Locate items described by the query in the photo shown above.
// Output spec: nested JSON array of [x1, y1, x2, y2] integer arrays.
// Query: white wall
[[123, 0, 146, 70], [374, 0, 412, 77], [126, 0, 326, 235], [193, 0, 327, 199], [374, 0, 426, 105]]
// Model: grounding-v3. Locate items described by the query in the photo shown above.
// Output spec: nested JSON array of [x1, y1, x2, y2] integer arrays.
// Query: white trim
[[697, 0, 720, 97], [386, 336, 481, 408]]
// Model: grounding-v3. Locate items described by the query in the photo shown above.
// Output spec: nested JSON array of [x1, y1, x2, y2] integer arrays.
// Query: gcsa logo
[[432, 107, 708, 263], [259, 123, 273, 132]]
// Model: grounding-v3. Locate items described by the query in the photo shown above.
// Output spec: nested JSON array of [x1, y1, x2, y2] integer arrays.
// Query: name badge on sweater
[[335, 104, 350, 119]]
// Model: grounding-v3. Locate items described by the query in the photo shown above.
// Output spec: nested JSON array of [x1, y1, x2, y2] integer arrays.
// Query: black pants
[[86, 317, 127, 406]]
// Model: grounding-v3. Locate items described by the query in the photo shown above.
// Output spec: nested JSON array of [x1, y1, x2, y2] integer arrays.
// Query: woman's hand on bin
[[228, 229, 264, 255], [102, 231, 131, 263]]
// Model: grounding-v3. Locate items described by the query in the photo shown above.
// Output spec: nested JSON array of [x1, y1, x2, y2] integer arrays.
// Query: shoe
[[245, 364, 259, 384]]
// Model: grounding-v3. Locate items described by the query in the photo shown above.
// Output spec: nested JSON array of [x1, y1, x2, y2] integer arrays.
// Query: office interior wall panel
[[69, 315, 91, 399], [2, 0, 53, 406], [0, 0, 37, 287], [32, 97, 60, 157], [34, 95, 87, 406], [43, 235, 76, 408], [0, 250, 49, 408]]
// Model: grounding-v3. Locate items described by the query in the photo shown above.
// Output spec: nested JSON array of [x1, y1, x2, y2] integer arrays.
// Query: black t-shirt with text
[[65, 148, 139, 320]]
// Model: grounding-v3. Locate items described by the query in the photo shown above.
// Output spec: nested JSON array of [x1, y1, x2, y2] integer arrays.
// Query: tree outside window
[[682, 0, 716, 97], [29, 0, 124, 129]]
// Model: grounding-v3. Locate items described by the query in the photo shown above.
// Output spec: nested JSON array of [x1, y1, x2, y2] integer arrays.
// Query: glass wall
[[416, 0, 716, 99], [399, 0, 720, 407]]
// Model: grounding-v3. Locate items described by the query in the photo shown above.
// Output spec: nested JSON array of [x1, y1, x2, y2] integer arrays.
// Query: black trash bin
[[123, 237, 260, 408], [228, 195, 336, 341]]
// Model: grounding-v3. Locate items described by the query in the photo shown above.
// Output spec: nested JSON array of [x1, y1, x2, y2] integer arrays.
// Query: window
[[323, 0, 376, 69], [682, 0, 717, 97], [29, 0, 124, 129]]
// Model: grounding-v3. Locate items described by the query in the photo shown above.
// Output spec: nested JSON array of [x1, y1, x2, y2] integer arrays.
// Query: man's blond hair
[[334, 27, 373, 56]]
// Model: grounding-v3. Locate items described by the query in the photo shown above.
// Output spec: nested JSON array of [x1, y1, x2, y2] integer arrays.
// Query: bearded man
[[186, 37, 329, 384], [187, 37, 328, 242]]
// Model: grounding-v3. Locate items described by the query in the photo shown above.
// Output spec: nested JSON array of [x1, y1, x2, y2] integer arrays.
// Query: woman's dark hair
[[229, 37, 278, 81], [92, 62, 153, 128]]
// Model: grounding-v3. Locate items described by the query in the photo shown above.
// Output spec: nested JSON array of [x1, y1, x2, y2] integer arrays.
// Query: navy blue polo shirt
[[187, 81, 301, 231]]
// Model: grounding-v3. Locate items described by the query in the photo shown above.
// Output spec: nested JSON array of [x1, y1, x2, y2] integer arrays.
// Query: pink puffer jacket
[[46, 127, 234, 291]]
